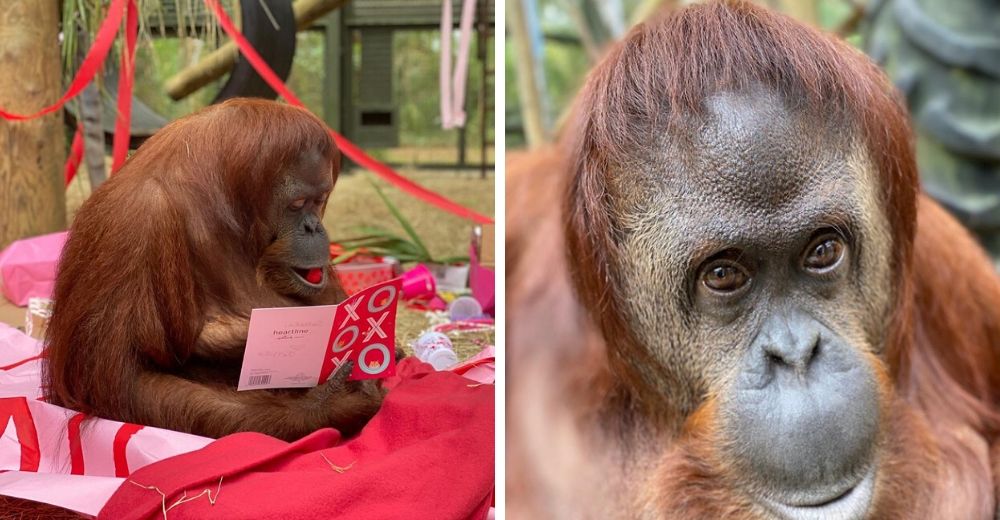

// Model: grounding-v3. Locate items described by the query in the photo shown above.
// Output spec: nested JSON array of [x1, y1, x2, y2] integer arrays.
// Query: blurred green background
[[505, 0, 862, 148]]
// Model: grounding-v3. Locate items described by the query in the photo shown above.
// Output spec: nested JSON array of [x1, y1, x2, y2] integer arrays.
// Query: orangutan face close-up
[[507, 1, 1000, 518]]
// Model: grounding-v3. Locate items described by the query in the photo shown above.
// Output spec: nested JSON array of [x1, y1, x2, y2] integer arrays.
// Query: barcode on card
[[247, 374, 272, 386]]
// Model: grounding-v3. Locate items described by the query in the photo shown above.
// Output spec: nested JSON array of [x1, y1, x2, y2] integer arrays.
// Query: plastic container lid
[[426, 348, 458, 371], [448, 296, 483, 321]]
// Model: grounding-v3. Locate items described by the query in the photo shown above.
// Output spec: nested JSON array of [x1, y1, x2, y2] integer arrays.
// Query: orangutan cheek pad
[[237, 278, 402, 390]]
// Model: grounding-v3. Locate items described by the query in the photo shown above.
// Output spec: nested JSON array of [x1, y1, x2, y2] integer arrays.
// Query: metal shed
[[142, 0, 495, 170], [318, 0, 495, 168]]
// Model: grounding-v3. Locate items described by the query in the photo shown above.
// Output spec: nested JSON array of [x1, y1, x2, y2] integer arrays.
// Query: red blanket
[[100, 360, 494, 519]]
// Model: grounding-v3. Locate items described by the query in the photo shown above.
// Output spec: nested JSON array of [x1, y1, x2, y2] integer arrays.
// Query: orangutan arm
[[132, 364, 383, 440], [194, 313, 251, 360]]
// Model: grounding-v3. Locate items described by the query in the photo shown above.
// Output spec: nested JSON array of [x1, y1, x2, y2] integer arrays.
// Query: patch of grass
[[325, 169, 495, 263]]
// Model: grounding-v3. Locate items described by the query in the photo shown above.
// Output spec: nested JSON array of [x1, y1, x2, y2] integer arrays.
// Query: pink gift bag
[[0, 231, 67, 306]]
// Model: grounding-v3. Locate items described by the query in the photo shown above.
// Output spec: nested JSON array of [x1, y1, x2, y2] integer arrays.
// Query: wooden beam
[[164, 0, 350, 101]]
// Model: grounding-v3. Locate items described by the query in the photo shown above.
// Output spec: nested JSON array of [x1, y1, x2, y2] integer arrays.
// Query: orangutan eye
[[289, 199, 306, 211], [803, 235, 846, 272], [701, 261, 751, 294]]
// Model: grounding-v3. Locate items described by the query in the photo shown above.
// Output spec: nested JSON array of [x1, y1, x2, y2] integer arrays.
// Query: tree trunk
[[0, 0, 66, 250]]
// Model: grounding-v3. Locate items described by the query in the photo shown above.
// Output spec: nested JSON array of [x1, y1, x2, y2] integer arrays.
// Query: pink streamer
[[440, 0, 478, 129], [450, 0, 479, 127]]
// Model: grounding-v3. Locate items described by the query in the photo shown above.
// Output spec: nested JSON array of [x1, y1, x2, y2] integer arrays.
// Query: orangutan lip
[[762, 466, 876, 520], [291, 266, 326, 287]]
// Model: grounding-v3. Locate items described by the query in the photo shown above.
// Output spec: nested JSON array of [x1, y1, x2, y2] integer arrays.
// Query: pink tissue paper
[[0, 231, 67, 306]]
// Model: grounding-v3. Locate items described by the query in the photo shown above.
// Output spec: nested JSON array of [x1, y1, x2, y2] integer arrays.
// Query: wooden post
[[0, 0, 66, 250], [478, 0, 491, 179], [322, 10, 343, 131], [507, 0, 549, 147]]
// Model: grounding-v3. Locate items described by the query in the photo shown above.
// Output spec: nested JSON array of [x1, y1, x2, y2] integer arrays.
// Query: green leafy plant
[[332, 179, 469, 265]]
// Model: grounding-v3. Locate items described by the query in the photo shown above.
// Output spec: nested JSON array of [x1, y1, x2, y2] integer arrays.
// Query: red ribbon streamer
[[0, 397, 41, 472], [0, 353, 44, 372], [203, 0, 493, 225], [112, 422, 144, 477], [111, 0, 138, 172], [0, 0, 127, 121], [67, 412, 87, 475], [64, 125, 84, 185]]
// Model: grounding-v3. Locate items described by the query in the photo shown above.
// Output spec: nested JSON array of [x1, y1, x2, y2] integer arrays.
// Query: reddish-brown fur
[[507, 1, 1000, 517], [43, 98, 383, 443]]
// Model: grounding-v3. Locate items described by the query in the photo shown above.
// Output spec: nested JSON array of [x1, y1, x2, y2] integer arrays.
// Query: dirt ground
[[0, 299, 22, 330], [2, 168, 495, 360]]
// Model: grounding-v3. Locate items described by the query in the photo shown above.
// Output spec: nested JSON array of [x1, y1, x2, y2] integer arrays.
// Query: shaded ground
[[5, 168, 496, 361]]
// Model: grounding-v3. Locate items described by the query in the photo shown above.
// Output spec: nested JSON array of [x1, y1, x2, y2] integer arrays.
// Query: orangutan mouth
[[291, 266, 326, 287], [762, 465, 876, 520]]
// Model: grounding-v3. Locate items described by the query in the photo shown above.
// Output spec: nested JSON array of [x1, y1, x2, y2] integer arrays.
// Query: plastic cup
[[401, 264, 437, 300]]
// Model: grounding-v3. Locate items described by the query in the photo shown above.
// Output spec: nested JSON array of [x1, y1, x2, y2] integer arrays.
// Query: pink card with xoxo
[[237, 278, 401, 391]]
